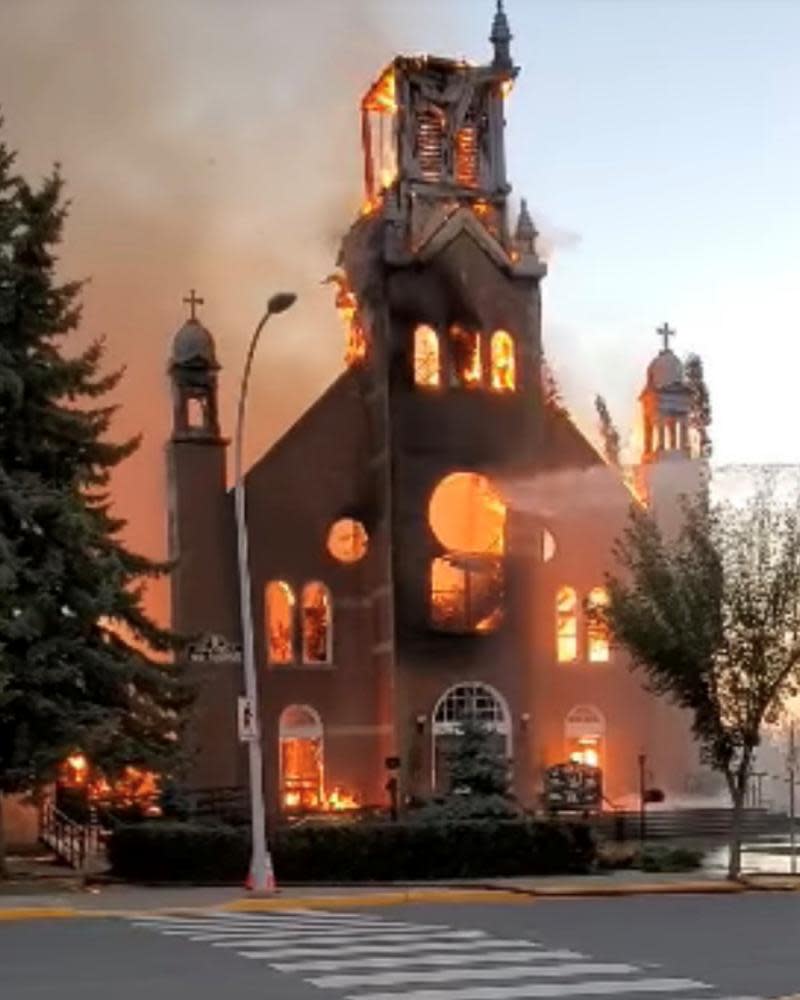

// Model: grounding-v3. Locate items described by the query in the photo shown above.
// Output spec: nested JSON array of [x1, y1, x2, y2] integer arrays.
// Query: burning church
[[166, 2, 705, 818]]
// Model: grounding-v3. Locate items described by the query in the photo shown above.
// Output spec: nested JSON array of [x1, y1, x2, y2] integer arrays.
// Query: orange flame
[[363, 66, 397, 114], [324, 272, 367, 367]]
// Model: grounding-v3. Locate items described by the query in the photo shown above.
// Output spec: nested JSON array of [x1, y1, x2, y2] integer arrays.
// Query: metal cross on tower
[[183, 288, 204, 320], [656, 322, 676, 352]]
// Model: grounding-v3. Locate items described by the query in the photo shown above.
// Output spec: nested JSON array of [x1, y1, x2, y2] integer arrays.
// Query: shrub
[[108, 822, 249, 882], [108, 818, 596, 883], [637, 846, 704, 873]]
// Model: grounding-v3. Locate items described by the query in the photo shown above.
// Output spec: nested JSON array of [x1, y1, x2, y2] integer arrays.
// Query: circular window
[[327, 518, 368, 563], [428, 472, 506, 554]]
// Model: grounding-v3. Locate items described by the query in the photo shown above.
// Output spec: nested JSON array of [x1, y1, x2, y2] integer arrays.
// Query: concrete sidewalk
[[1, 868, 798, 920]]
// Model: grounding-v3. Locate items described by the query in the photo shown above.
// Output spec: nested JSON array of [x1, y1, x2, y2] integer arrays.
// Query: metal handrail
[[39, 799, 101, 870]]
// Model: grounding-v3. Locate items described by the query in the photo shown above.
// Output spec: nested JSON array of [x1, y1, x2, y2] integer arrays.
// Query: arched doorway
[[278, 705, 323, 811], [431, 682, 511, 791], [565, 704, 605, 768]]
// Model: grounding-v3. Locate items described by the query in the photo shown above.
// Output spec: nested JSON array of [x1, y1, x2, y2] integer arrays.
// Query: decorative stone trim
[[187, 633, 242, 663]]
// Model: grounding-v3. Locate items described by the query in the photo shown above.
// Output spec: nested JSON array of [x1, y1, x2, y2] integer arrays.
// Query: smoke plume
[[0, 0, 456, 623]]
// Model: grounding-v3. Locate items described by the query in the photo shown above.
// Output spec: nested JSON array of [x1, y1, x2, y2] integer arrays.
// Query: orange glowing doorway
[[278, 705, 323, 811]]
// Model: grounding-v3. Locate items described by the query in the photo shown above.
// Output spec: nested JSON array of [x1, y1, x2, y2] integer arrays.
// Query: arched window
[[301, 582, 332, 664], [565, 705, 605, 768], [265, 581, 295, 663], [556, 586, 578, 662], [432, 682, 511, 791], [586, 586, 610, 663], [413, 325, 441, 388], [279, 705, 323, 811], [542, 527, 557, 563], [449, 325, 482, 388], [490, 330, 516, 391]]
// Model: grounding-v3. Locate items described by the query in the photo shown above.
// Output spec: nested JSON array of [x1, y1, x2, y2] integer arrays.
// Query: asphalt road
[[1, 895, 799, 999]]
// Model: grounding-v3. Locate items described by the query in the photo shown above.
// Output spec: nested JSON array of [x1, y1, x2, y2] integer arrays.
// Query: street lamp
[[234, 290, 297, 893]]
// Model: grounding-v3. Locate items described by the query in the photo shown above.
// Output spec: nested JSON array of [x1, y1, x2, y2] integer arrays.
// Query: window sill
[[267, 662, 337, 671]]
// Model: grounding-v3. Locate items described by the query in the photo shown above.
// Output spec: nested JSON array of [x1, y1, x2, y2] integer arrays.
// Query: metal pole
[[789, 720, 797, 877], [234, 293, 296, 893], [638, 753, 646, 848]]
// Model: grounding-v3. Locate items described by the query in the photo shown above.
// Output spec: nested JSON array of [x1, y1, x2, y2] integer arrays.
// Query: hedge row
[[108, 818, 596, 883]]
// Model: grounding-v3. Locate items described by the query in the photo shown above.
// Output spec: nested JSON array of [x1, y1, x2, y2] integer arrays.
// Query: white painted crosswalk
[[128, 908, 764, 1000]]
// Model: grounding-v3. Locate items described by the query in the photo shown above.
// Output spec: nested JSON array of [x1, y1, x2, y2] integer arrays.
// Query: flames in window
[[490, 330, 515, 391], [586, 586, 610, 663], [417, 107, 446, 182], [302, 582, 332, 664], [429, 472, 506, 633], [556, 586, 578, 662], [414, 324, 441, 387], [455, 122, 479, 188], [327, 518, 368, 564], [449, 325, 482, 388], [324, 272, 367, 368], [266, 581, 295, 663], [431, 553, 504, 633]]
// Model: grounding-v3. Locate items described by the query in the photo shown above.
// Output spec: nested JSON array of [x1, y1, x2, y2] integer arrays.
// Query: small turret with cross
[[183, 288, 205, 322], [656, 322, 676, 353]]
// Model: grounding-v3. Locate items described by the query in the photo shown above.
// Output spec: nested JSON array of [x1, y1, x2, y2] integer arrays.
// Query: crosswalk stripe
[[239, 938, 546, 961], [272, 949, 584, 973], [132, 916, 426, 931], [185, 923, 449, 941], [310, 962, 639, 990], [143, 920, 446, 937], [344, 979, 710, 1000], [211, 929, 487, 949]]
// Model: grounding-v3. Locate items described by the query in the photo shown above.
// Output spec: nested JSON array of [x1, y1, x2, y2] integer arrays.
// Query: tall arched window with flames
[[586, 586, 610, 663], [556, 586, 578, 662], [266, 581, 295, 664], [413, 325, 441, 388], [302, 582, 332, 664], [279, 704, 323, 812], [490, 330, 516, 391]]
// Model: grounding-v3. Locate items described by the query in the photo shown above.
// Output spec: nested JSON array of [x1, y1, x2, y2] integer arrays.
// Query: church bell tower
[[166, 292, 236, 640], [337, 1, 547, 799]]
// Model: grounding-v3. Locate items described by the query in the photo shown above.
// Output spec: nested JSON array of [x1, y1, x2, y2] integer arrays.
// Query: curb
[[0, 877, 796, 921]]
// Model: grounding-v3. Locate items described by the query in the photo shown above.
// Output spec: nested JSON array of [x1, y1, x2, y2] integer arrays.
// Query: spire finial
[[656, 322, 676, 352], [514, 198, 538, 252], [183, 288, 204, 321], [490, 0, 513, 73]]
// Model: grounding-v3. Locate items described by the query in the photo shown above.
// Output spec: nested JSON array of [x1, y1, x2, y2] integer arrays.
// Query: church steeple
[[490, 1, 514, 73], [169, 290, 222, 441], [640, 323, 691, 463]]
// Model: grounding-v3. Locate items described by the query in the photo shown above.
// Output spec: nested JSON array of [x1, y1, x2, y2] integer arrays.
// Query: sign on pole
[[238, 696, 258, 742]]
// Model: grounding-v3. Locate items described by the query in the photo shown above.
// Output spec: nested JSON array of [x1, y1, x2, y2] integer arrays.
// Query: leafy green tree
[[685, 353, 712, 458], [605, 480, 800, 879], [0, 126, 187, 873], [594, 394, 621, 467]]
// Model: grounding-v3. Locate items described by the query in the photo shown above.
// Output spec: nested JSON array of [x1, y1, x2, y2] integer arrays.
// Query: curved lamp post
[[234, 291, 297, 893]]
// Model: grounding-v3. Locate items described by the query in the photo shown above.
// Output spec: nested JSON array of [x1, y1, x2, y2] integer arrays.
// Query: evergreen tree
[[685, 353, 712, 458], [594, 394, 621, 467], [447, 717, 511, 798], [0, 126, 187, 872]]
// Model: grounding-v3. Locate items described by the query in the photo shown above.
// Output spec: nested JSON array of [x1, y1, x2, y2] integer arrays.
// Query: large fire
[[361, 65, 399, 216], [324, 271, 367, 367]]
